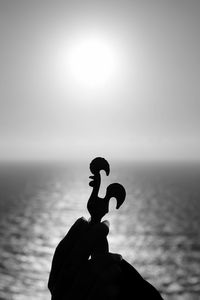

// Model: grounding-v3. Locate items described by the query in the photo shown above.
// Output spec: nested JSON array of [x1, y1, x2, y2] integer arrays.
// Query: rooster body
[[87, 157, 126, 223]]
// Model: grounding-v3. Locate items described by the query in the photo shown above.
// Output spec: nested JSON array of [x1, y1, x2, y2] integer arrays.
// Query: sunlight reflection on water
[[0, 162, 200, 300]]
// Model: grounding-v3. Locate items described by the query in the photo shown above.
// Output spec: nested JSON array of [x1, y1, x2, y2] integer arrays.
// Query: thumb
[[91, 220, 109, 256]]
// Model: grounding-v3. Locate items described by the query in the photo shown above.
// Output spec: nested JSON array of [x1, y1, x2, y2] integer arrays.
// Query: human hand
[[48, 217, 122, 300]]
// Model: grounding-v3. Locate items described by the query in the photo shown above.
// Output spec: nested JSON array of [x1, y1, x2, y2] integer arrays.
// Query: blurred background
[[0, 0, 200, 299]]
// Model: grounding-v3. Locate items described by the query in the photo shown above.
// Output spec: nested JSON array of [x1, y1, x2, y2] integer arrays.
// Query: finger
[[57, 217, 89, 254], [48, 217, 89, 293], [51, 221, 110, 297], [50, 221, 109, 298], [90, 220, 110, 256], [91, 235, 109, 256], [69, 220, 110, 263]]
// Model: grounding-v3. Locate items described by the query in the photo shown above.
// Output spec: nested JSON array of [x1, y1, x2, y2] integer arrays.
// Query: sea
[[0, 160, 200, 300]]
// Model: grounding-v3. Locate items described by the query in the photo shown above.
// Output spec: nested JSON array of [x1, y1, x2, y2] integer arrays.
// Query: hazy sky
[[0, 0, 200, 161]]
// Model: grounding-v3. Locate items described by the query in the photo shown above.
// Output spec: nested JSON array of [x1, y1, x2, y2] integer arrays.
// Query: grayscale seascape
[[0, 161, 199, 300], [1, 1, 200, 299]]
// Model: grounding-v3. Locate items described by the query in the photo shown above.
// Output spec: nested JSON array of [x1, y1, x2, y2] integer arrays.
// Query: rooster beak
[[89, 175, 95, 186]]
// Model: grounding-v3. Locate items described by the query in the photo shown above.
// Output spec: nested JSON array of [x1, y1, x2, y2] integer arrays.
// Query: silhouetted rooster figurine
[[87, 157, 126, 223]]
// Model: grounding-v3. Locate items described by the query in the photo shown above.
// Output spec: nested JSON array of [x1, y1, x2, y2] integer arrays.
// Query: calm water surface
[[0, 161, 200, 300]]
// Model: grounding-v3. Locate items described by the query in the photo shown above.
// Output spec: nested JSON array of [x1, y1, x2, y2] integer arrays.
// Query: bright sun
[[67, 36, 117, 88]]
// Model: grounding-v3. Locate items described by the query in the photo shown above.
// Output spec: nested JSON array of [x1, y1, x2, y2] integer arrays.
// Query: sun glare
[[67, 36, 117, 88]]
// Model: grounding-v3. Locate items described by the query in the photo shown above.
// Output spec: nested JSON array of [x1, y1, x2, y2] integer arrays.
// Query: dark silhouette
[[48, 157, 164, 299], [88, 157, 126, 224]]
